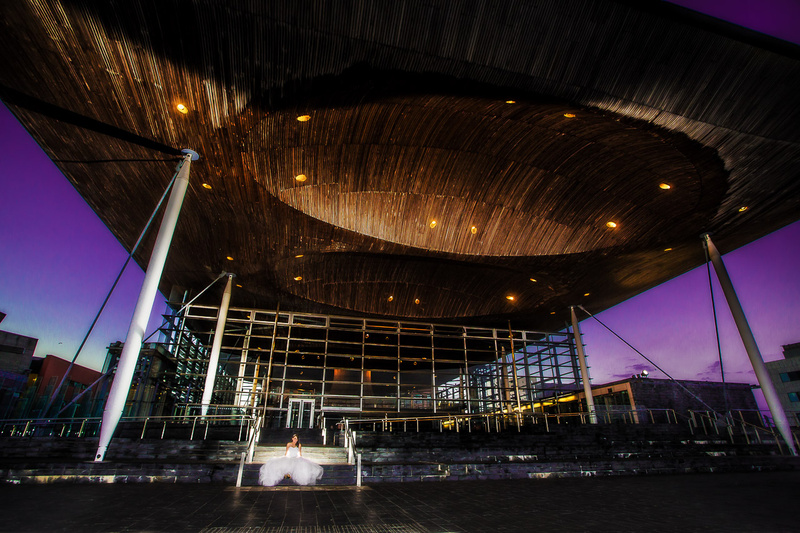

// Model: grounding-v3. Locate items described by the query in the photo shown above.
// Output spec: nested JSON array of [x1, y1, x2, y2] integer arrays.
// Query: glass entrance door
[[286, 398, 315, 428]]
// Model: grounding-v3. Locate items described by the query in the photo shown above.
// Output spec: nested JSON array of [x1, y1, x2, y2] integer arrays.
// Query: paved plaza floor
[[1, 471, 798, 532]]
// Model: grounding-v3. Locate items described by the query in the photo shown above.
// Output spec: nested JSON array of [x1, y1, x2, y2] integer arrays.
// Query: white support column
[[702, 233, 797, 455], [571, 306, 597, 424], [201, 273, 235, 416], [94, 150, 198, 462]]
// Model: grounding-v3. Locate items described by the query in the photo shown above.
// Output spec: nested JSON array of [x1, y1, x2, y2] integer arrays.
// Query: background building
[[0, 313, 39, 419], [0, 328, 37, 375], [541, 377, 760, 424], [766, 342, 800, 426]]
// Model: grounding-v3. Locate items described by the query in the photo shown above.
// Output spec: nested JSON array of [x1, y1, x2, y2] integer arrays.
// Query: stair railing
[[236, 408, 264, 487], [341, 419, 362, 486], [686, 409, 790, 455]]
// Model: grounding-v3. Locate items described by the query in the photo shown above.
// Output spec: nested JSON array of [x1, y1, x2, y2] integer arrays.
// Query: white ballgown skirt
[[258, 447, 323, 486]]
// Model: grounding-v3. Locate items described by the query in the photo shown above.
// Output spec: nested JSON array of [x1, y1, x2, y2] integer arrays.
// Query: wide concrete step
[[241, 463, 356, 486], [252, 445, 349, 465], [358, 455, 800, 483]]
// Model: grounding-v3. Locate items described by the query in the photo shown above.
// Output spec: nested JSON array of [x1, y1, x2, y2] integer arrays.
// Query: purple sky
[[665, 0, 800, 45], [580, 224, 800, 384], [0, 102, 165, 371], [1, 2, 798, 408]]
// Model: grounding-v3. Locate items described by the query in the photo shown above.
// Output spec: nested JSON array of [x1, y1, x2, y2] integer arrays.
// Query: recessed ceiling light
[[297, 115, 311, 122], [429, 220, 437, 228], [294, 276, 302, 281], [506, 295, 515, 301], [664, 247, 673, 252], [505, 100, 516, 104], [738, 206, 749, 212], [470, 226, 477, 234], [295, 174, 307, 182], [563, 113, 576, 118], [388, 295, 394, 302], [414, 298, 420, 305], [606, 221, 618, 228], [583, 292, 590, 297], [550, 311, 556, 315], [236, 284, 242, 288], [202, 183, 212, 190], [295, 254, 304, 258], [530, 278, 537, 283], [659, 183, 671, 190], [226, 256, 234, 261], [176, 103, 188, 114]]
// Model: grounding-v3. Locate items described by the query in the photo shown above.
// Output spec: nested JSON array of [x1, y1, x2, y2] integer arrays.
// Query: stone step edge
[[4, 460, 795, 485]]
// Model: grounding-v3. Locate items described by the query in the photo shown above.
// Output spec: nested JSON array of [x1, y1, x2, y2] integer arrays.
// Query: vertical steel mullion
[[279, 316, 291, 412], [430, 324, 436, 414], [570, 338, 581, 383], [554, 341, 563, 388], [553, 340, 564, 414], [320, 318, 329, 413], [493, 330, 506, 414], [235, 316, 254, 407], [508, 324, 522, 415], [360, 320, 365, 413], [538, 336, 545, 407], [173, 303, 189, 407], [396, 323, 401, 413], [262, 305, 280, 413], [279, 313, 294, 409], [522, 332, 534, 412], [173, 294, 188, 376], [462, 327, 472, 414]]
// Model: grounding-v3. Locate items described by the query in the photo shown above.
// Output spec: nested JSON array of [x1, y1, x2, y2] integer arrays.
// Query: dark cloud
[[698, 360, 753, 382], [611, 362, 658, 380]]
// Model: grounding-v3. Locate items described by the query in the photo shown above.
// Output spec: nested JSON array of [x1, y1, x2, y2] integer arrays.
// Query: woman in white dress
[[258, 434, 324, 486]]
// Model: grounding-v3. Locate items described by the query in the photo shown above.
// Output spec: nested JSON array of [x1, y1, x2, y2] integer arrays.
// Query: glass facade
[[150, 304, 583, 428]]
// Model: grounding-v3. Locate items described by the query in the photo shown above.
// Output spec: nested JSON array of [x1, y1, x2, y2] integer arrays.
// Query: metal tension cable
[[703, 238, 729, 415], [576, 304, 721, 416], [139, 270, 229, 345], [43, 158, 185, 416]]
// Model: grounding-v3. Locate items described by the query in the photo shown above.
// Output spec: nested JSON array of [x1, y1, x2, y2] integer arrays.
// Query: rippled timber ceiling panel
[[1, 0, 798, 330]]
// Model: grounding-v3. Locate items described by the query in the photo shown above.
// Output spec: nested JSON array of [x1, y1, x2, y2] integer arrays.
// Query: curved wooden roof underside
[[1, 0, 798, 329]]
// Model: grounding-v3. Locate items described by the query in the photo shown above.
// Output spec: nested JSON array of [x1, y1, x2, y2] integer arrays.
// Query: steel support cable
[[138, 271, 228, 346], [43, 160, 185, 416], [51, 204, 226, 418], [703, 241, 729, 415], [54, 371, 112, 417], [576, 305, 721, 415]]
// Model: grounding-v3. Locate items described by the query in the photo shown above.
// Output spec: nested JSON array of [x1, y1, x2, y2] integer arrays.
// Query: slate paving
[[1, 471, 798, 532]]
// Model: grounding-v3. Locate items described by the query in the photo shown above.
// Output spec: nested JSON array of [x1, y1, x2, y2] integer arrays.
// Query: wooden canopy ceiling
[[1, 0, 798, 330]]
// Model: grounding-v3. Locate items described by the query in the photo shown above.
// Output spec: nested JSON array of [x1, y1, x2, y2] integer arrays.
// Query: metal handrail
[[338, 407, 787, 439], [339, 408, 682, 432], [0, 412, 261, 440], [341, 420, 362, 486], [236, 411, 263, 487], [686, 409, 790, 455]]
